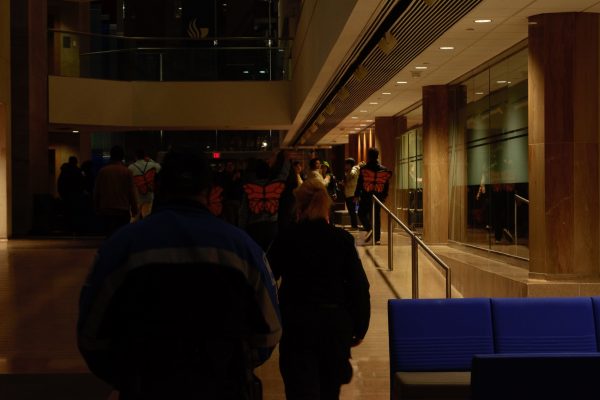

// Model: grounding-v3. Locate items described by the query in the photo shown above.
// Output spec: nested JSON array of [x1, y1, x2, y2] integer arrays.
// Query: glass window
[[449, 47, 529, 259], [395, 127, 423, 232]]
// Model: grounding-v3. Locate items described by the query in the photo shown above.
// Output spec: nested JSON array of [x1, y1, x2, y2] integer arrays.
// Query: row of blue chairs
[[388, 297, 600, 399]]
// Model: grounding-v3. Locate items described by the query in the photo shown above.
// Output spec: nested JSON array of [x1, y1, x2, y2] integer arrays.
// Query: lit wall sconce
[[338, 87, 350, 101], [353, 64, 368, 81], [378, 31, 397, 55]]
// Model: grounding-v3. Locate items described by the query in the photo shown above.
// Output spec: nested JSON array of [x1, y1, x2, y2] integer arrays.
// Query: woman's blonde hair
[[294, 179, 332, 221]]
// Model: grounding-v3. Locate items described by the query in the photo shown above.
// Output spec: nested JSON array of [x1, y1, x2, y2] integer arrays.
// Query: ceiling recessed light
[[440, 46, 454, 50], [496, 80, 507, 84], [360, 110, 368, 113], [415, 66, 428, 70], [382, 92, 392, 95], [351, 116, 358, 119], [475, 19, 492, 23], [396, 81, 408, 84], [242, 70, 249, 74], [475, 92, 485, 95], [366, 120, 374, 122], [369, 102, 379, 105], [72, 130, 79, 133], [259, 70, 267, 74], [360, 124, 367, 127]]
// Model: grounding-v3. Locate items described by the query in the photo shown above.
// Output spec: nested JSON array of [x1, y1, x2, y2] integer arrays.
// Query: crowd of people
[[58, 145, 392, 244], [74, 146, 392, 399], [55, 147, 160, 236]]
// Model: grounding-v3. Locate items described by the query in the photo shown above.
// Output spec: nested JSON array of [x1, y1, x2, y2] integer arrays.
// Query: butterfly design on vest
[[207, 185, 224, 217], [362, 169, 391, 193], [133, 169, 157, 195], [243, 182, 286, 215]]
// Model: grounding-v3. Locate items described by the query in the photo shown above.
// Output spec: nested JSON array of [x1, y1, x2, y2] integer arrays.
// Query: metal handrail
[[49, 28, 292, 43], [515, 194, 529, 204], [79, 46, 286, 57], [514, 194, 529, 249], [372, 195, 452, 299], [48, 29, 290, 82]]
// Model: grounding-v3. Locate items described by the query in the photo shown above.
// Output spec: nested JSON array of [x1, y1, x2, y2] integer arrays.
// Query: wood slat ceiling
[[296, 0, 482, 146]]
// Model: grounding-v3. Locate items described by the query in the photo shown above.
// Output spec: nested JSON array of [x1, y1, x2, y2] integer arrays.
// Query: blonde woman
[[268, 179, 370, 400]]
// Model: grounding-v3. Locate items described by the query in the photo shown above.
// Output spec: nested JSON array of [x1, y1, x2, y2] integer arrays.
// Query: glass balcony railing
[[49, 29, 291, 81]]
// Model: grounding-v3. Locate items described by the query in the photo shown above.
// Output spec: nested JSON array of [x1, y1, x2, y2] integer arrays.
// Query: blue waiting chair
[[490, 297, 597, 353], [388, 298, 494, 400]]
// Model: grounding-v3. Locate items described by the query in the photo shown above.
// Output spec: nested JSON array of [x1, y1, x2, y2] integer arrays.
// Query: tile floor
[[0, 236, 452, 399]]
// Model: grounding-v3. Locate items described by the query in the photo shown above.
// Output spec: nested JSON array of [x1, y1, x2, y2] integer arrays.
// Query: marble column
[[347, 133, 358, 160], [375, 116, 406, 205], [79, 131, 91, 163], [0, 0, 10, 238], [528, 13, 600, 279], [0, 0, 12, 367], [11, 0, 49, 235], [422, 85, 449, 244], [332, 144, 346, 182], [374, 117, 394, 169], [448, 85, 468, 243], [374, 116, 406, 234]]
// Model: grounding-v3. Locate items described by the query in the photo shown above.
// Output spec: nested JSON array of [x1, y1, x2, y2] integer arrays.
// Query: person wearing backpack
[[129, 149, 162, 219]]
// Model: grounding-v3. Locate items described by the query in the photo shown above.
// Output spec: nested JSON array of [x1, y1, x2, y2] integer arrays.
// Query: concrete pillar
[[528, 13, 600, 279], [422, 85, 449, 244]]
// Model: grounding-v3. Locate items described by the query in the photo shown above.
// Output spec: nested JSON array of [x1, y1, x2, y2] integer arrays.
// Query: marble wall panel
[[527, 282, 581, 297], [543, 143, 574, 274], [528, 13, 599, 277], [578, 283, 600, 296], [573, 143, 600, 275], [442, 255, 527, 298], [527, 19, 545, 146], [573, 14, 599, 145], [528, 143, 546, 273]]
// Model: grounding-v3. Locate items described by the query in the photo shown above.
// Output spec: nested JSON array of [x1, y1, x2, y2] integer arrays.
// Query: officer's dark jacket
[[77, 201, 281, 399]]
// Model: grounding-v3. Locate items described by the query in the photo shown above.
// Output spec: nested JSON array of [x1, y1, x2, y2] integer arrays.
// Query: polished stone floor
[[0, 236, 453, 399]]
